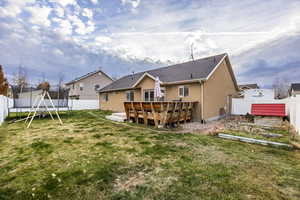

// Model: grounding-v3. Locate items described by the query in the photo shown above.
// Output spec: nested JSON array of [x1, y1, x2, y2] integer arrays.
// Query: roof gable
[[66, 70, 113, 85], [132, 72, 157, 88]]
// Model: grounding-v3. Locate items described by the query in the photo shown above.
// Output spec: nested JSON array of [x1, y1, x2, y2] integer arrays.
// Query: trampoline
[[9, 84, 70, 119]]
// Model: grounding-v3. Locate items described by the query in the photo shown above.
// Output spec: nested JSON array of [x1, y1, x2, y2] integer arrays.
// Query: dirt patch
[[115, 172, 146, 191], [180, 120, 225, 135]]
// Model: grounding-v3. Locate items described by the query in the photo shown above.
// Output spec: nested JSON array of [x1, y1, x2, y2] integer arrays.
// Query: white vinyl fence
[[1, 98, 99, 125], [0, 95, 12, 125], [69, 99, 99, 110], [9, 99, 99, 112], [232, 97, 300, 134], [231, 98, 288, 115], [286, 97, 300, 133]]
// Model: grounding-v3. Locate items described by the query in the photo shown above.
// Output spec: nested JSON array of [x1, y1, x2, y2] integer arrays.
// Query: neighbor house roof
[[65, 70, 113, 85], [100, 53, 238, 93], [239, 84, 259, 90], [291, 83, 300, 91]]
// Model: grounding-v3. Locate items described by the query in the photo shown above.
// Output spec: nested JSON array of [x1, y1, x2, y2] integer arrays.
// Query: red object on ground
[[251, 104, 286, 117]]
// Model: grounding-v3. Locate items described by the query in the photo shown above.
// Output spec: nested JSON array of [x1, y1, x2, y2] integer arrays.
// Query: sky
[[0, 0, 300, 87]]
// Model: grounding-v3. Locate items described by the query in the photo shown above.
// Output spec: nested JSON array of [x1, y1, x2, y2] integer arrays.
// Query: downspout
[[201, 80, 205, 123]]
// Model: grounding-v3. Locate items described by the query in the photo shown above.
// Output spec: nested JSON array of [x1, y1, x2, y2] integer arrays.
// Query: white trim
[[125, 90, 135, 101], [162, 79, 204, 85], [178, 85, 189, 98], [178, 86, 184, 97], [201, 81, 204, 120], [206, 54, 227, 80], [132, 72, 158, 88], [143, 89, 155, 102]]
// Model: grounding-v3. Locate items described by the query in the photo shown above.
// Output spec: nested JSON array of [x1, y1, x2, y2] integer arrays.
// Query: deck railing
[[124, 101, 197, 128]]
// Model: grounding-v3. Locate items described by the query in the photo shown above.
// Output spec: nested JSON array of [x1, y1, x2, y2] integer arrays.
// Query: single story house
[[66, 70, 113, 100], [236, 83, 259, 98], [99, 53, 239, 122], [290, 83, 300, 97], [239, 84, 259, 91]]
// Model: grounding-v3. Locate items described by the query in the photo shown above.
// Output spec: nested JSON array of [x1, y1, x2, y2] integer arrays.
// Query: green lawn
[[0, 110, 300, 200]]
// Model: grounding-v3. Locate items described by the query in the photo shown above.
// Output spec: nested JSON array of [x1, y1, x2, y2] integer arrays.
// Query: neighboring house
[[237, 83, 259, 98], [290, 83, 300, 97], [239, 84, 259, 91], [66, 70, 113, 100], [99, 53, 239, 122], [244, 89, 275, 100]]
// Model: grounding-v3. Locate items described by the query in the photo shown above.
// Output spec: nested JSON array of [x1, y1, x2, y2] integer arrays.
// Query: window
[[144, 90, 155, 102], [79, 83, 84, 91], [95, 84, 100, 91], [126, 91, 134, 101], [103, 93, 109, 102], [179, 86, 189, 97]]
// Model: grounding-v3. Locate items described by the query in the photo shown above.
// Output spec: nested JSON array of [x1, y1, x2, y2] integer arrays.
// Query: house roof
[[291, 83, 300, 91], [239, 84, 259, 90], [65, 70, 113, 85], [100, 53, 234, 93]]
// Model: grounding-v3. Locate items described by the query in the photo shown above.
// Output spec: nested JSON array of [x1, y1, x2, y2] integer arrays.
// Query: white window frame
[[126, 91, 135, 102], [103, 93, 109, 102], [144, 89, 155, 102], [179, 86, 189, 97]]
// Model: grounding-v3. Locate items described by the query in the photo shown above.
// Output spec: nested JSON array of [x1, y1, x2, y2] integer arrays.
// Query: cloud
[[82, 8, 93, 19], [121, 0, 141, 8], [0, 0, 36, 18], [52, 17, 73, 35], [54, 6, 65, 18], [95, 36, 112, 44], [1, 0, 300, 86], [90, 0, 98, 5], [25, 6, 52, 27], [120, 0, 141, 13], [49, 0, 77, 7]]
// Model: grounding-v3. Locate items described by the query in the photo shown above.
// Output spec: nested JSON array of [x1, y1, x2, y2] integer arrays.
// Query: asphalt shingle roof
[[291, 83, 300, 91], [239, 84, 259, 90], [66, 70, 112, 85], [100, 53, 227, 92]]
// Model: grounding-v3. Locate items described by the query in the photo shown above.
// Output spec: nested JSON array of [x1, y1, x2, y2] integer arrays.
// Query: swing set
[[9, 82, 70, 128]]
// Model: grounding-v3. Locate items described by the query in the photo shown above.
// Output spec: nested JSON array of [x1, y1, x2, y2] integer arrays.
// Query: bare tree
[[272, 77, 290, 99], [58, 73, 65, 87], [57, 73, 65, 99], [190, 43, 195, 61], [12, 66, 28, 88]]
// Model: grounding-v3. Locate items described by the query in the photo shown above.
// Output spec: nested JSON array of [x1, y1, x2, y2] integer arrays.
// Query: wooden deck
[[124, 101, 197, 128]]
